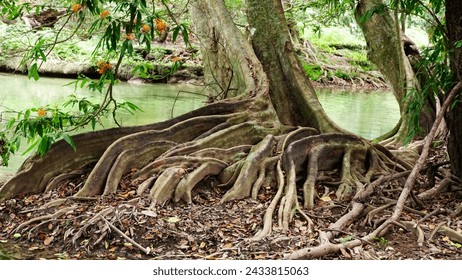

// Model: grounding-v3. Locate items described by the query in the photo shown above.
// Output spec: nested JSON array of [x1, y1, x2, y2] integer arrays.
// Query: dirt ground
[[1, 146, 461, 260]]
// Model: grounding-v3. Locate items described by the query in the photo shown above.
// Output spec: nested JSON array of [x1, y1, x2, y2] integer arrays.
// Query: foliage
[[0, 0, 190, 165], [302, 63, 325, 81]]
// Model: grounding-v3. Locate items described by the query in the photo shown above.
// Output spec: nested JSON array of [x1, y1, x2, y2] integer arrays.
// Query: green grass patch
[[302, 63, 324, 81]]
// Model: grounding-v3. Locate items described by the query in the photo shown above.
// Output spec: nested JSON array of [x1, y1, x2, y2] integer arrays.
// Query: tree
[[0, 0, 460, 259], [445, 0, 462, 179], [354, 0, 439, 144]]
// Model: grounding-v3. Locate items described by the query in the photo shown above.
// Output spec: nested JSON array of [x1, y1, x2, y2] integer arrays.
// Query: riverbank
[[0, 49, 387, 90], [0, 17, 387, 89]]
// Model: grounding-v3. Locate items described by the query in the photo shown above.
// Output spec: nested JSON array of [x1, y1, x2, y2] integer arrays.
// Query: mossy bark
[[246, 0, 340, 132], [355, 0, 435, 144]]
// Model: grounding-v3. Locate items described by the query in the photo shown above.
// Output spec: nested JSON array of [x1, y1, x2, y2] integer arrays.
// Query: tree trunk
[[246, 0, 340, 132], [354, 0, 435, 144], [446, 0, 462, 179], [189, 0, 268, 99]]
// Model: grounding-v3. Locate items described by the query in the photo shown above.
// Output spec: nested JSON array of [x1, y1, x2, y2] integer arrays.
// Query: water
[[0, 73, 206, 176], [317, 88, 400, 139], [0, 74, 400, 177]]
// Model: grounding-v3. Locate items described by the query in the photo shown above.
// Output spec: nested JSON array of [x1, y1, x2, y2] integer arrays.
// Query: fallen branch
[[102, 217, 152, 255], [380, 81, 462, 235]]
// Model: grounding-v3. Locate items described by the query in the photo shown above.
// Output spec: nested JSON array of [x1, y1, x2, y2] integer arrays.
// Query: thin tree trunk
[[445, 0, 462, 178], [189, 0, 268, 98]]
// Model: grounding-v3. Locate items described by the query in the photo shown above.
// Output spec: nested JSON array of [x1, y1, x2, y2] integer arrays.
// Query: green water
[[0, 74, 400, 177], [0, 73, 206, 177], [317, 88, 400, 139]]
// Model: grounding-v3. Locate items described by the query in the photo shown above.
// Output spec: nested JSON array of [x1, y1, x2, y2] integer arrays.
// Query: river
[[0, 73, 399, 177]]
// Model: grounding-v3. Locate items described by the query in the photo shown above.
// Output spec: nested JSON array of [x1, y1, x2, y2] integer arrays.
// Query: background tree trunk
[[354, 0, 435, 144], [189, 0, 268, 98], [445, 0, 462, 179]]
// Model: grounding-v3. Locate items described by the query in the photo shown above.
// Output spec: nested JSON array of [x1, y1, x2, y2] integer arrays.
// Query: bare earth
[[0, 144, 461, 260]]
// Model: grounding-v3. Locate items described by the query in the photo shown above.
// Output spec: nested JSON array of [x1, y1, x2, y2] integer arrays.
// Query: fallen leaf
[[118, 190, 136, 199], [43, 236, 53, 246], [141, 210, 158, 217], [222, 242, 233, 249], [166, 216, 181, 223], [294, 220, 304, 227], [320, 196, 331, 202], [253, 252, 269, 259]]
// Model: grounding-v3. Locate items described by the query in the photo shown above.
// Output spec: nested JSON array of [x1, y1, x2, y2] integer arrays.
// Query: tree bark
[[446, 0, 462, 179], [189, 0, 268, 99], [354, 0, 435, 144], [246, 0, 340, 132]]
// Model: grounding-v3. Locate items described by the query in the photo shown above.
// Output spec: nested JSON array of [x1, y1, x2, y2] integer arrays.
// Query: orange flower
[[37, 108, 47, 117], [100, 10, 110, 18], [96, 61, 112, 74], [71, 3, 81, 13], [125, 33, 134, 41], [155, 18, 167, 32], [140, 24, 150, 33], [171, 57, 182, 63]]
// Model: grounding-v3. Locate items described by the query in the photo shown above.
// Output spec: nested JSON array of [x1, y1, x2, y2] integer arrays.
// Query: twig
[[320, 228, 375, 246], [101, 217, 151, 255], [415, 208, 445, 227], [14, 206, 78, 233]]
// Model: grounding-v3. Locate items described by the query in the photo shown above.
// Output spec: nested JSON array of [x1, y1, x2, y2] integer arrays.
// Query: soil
[[0, 145, 461, 260]]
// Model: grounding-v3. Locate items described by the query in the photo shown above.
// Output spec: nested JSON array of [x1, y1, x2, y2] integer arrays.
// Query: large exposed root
[[0, 100, 251, 200]]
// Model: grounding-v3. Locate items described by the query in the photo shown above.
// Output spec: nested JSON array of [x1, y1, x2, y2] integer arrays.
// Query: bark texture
[[246, 0, 341, 132], [2, 0, 444, 261], [446, 0, 462, 178], [190, 0, 268, 99], [354, 0, 435, 143]]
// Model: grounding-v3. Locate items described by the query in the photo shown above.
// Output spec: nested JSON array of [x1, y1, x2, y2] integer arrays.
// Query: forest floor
[[1, 144, 461, 260]]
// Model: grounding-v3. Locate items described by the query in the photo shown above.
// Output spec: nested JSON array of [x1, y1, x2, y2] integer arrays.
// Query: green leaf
[[125, 101, 142, 112], [37, 48, 47, 62], [127, 40, 133, 55], [455, 40, 462, 49], [36, 123, 43, 137], [21, 139, 40, 156], [181, 24, 189, 46], [28, 63, 40, 81], [91, 118, 96, 130], [172, 26, 180, 42], [62, 134, 76, 151], [37, 135, 53, 156]]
